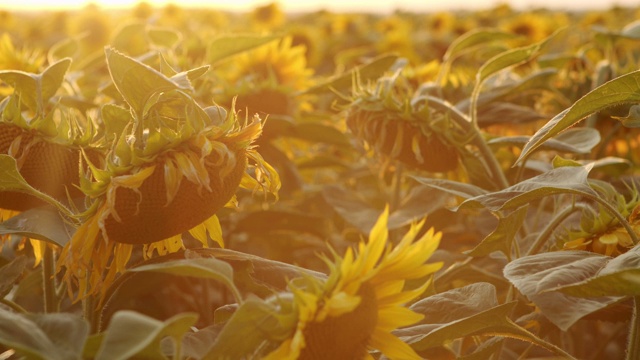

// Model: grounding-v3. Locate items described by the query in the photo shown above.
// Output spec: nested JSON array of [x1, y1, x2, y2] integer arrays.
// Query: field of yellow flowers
[[2, 2, 640, 359]]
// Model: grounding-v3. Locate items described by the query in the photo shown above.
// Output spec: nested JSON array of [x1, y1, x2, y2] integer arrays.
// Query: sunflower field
[[2, 1, 640, 359]]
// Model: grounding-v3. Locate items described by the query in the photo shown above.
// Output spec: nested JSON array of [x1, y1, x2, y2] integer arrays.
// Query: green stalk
[[526, 203, 590, 256], [0, 298, 28, 314], [418, 96, 510, 190], [42, 245, 58, 313], [626, 297, 640, 360]]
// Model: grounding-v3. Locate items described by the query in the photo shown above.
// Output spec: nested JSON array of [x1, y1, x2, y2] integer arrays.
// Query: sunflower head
[[264, 206, 443, 359], [562, 181, 640, 257], [57, 48, 279, 302], [345, 73, 461, 173], [218, 36, 314, 117], [250, 2, 285, 30], [0, 57, 99, 211]]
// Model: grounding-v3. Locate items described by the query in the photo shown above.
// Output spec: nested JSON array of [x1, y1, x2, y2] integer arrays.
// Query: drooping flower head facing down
[[265, 207, 443, 360], [345, 72, 462, 173], [57, 48, 279, 302]]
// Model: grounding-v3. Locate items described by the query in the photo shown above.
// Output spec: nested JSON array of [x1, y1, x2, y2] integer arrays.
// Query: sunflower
[[264, 206, 443, 359], [345, 73, 462, 173], [56, 48, 279, 302], [562, 182, 640, 257], [217, 36, 314, 117], [250, 2, 285, 31]]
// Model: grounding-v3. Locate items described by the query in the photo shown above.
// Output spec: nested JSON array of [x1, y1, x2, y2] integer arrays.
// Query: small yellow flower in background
[[265, 206, 443, 360], [217, 36, 314, 116], [250, 2, 285, 30]]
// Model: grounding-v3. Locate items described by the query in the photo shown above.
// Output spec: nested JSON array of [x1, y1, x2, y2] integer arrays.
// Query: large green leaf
[[0, 57, 71, 114], [466, 205, 528, 260], [443, 28, 516, 63], [456, 164, 597, 212], [323, 184, 448, 233], [0, 308, 88, 360], [517, 69, 640, 164], [206, 34, 280, 64], [0, 206, 74, 247], [304, 54, 399, 95], [550, 244, 640, 297], [401, 299, 574, 358], [503, 250, 623, 331], [488, 127, 601, 155], [129, 256, 241, 302], [105, 47, 188, 117], [476, 30, 560, 86], [95, 311, 197, 360], [203, 297, 293, 359], [410, 177, 489, 200]]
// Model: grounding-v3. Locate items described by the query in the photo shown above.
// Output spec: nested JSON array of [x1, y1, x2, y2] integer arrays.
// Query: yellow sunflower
[[218, 36, 314, 116], [56, 49, 279, 303], [562, 183, 640, 257], [265, 207, 443, 359]]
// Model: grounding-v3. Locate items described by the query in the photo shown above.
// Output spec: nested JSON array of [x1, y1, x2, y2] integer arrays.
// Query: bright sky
[[1, 0, 638, 12]]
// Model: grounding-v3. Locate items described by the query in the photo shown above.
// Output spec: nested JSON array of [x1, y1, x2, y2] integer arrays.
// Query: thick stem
[[526, 203, 591, 256], [42, 245, 58, 313], [626, 297, 640, 360], [418, 96, 510, 190]]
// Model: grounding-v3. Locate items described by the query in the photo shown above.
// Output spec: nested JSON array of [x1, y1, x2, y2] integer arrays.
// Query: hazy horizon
[[2, 0, 638, 13]]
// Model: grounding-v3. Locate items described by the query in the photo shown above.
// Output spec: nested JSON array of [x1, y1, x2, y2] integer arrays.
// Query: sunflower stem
[[418, 96, 509, 190], [42, 245, 58, 313], [0, 298, 28, 314], [626, 297, 640, 360], [526, 203, 590, 256]]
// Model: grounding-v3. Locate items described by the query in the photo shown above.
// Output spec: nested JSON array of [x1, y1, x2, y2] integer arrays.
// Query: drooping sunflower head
[[57, 48, 280, 302], [562, 181, 640, 257], [217, 36, 314, 117], [345, 73, 462, 173], [265, 207, 443, 359], [0, 57, 99, 211]]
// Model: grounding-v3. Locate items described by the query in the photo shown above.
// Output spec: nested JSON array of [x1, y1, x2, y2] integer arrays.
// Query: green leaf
[[323, 184, 448, 233], [443, 28, 516, 63], [206, 34, 280, 64], [456, 164, 597, 212], [0, 57, 71, 114], [291, 122, 350, 146], [101, 104, 133, 141], [410, 177, 488, 200], [0, 256, 27, 297], [48, 37, 78, 63], [234, 210, 330, 238], [550, 244, 640, 297], [0, 308, 88, 360], [488, 127, 601, 155], [0, 206, 74, 247], [129, 257, 241, 303], [517, 69, 640, 164], [476, 30, 560, 86], [612, 104, 640, 128], [401, 300, 575, 358], [503, 250, 622, 331], [105, 47, 188, 117], [0, 155, 72, 217], [95, 311, 197, 360], [147, 27, 182, 49], [466, 205, 528, 259], [203, 297, 293, 359], [304, 54, 399, 95]]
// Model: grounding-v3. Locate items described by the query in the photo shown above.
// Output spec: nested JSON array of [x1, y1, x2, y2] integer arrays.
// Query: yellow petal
[[369, 328, 422, 360]]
